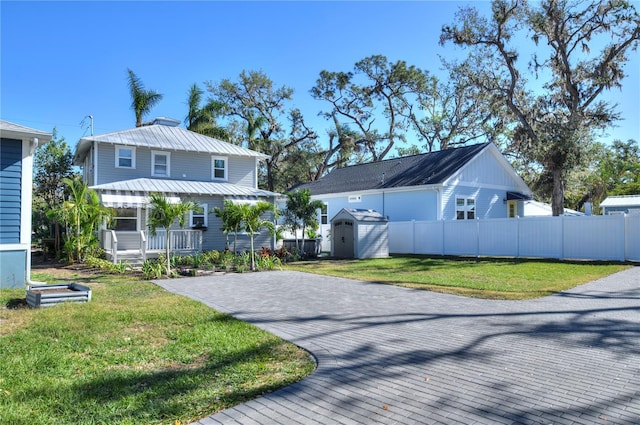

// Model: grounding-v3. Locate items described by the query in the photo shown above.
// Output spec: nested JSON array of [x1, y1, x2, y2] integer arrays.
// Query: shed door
[[333, 220, 354, 258]]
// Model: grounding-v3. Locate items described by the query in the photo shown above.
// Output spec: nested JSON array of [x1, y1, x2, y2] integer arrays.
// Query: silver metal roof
[[74, 124, 268, 165], [332, 208, 388, 222], [600, 195, 640, 208], [0, 120, 52, 140], [90, 178, 279, 198]]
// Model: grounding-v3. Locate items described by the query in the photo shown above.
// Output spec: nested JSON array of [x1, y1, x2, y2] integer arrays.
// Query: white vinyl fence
[[388, 214, 640, 262]]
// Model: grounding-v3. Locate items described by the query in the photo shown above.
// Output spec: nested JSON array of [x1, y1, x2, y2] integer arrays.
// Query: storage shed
[[331, 208, 388, 259], [600, 195, 640, 215]]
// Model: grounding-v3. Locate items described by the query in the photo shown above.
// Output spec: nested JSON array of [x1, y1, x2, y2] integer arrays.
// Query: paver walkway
[[156, 267, 640, 425]]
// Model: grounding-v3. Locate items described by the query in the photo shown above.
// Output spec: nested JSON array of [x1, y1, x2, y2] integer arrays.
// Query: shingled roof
[[293, 143, 490, 195]]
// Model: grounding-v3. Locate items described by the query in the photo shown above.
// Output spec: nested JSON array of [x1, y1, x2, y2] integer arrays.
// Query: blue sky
[[2, 1, 638, 152]]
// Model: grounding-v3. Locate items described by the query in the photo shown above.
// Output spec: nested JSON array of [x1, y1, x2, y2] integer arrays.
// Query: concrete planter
[[26, 283, 92, 308]]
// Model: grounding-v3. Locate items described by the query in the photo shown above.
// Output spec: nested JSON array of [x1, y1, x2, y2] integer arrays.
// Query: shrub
[[84, 256, 130, 274], [142, 259, 165, 280]]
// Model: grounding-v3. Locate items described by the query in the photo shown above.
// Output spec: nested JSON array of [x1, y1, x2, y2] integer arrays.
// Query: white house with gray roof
[[291, 143, 533, 251], [73, 118, 278, 262]]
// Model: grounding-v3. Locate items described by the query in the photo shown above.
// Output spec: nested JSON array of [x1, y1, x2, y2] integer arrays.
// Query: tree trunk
[[165, 232, 171, 276], [249, 232, 256, 271], [551, 167, 565, 216]]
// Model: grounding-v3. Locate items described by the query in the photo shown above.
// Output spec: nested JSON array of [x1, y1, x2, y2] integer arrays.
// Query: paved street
[[156, 267, 640, 425]]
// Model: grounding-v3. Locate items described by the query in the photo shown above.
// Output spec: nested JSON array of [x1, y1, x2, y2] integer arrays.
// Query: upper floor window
[[456, 197, 475, 220], [152, 151, 170, 177], [116, 145, 136, 169], [212, 156, 227, 180]]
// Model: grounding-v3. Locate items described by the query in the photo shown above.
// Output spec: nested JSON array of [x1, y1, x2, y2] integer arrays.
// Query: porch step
[[106, 250, 161, 266]]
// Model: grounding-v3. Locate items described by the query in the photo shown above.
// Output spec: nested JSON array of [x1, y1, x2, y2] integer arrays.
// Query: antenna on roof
[[81, 115, 94, 136]]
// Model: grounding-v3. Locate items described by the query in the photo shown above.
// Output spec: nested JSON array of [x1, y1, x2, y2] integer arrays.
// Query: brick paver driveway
[[156, 267, 640, 425]]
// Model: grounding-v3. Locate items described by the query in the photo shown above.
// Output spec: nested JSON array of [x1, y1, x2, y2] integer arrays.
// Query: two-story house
[[73, 118, 278, 262], [1, 120, 52, 288]]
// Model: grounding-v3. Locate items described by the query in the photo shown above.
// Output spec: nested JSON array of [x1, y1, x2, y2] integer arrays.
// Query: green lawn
[[285, 255, 630, 299], [0, 269, 314, 425]]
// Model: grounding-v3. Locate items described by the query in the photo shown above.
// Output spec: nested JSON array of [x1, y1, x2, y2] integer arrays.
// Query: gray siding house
[[600, 195, 640, 215], [73, 118, 278, 262], [292, 143, 533, 251], [1, 120, 52, 288]]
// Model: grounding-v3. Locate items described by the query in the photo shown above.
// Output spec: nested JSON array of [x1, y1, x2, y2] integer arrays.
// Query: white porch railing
[[103, 230, 119, 263], [101, 229, 202, 263], [146, 229, 203, 252]]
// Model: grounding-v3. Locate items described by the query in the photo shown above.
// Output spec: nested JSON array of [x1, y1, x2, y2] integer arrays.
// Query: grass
[[285, 255, 631, 299], [0, 268, 315, 425]]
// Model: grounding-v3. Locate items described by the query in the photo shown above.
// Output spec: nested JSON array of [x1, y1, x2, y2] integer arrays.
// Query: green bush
[[141, 258, 165, 280], [84, 256, 130, 274]]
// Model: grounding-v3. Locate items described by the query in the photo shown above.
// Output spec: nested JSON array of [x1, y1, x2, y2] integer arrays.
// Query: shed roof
[[90, 178, 279, 198], [600, 195, 640, 208], [292, 143, 490, 195], [0, 120, 52, 141], [332, 208, 388, 223], [74, 124, 267, 165]]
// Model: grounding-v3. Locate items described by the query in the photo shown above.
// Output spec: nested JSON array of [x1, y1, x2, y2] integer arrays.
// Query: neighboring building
[[600, 195, 640, 215], [291, 143, 533, 251], [1, 120, 52, 289], [331, 208, 388, 259], [73, 118, 278, 262], [523, 200, 583, 217]]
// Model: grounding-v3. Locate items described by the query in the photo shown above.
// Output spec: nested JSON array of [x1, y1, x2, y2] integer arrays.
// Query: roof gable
[[0, 120, 52, 141], [74, 124, 267, 165], [293, 143, 491, 195]]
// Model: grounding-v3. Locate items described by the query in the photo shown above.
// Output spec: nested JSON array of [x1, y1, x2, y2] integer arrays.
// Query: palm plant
[[126, 68, 163, 127], [185, 83, 228, 139], [147, 193, 197, 276], [237, 201, 277, 271], [213, 200, 243, 252], [284, 189, 324, 254], [48, 177, 113, 263]]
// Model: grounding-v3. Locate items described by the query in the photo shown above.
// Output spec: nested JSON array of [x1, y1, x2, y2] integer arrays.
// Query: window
[[113, 208, 138, 231], [152, 151, 170, 177], [320, 203, 328, 225], [115, 146, 136, 168], [190, 203, 208, 228], [507, 201, 517, 218], [456, 197, 476, 220], [212, 156, 227, 180]]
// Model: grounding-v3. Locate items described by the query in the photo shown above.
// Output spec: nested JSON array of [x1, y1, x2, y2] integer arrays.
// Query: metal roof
[[291, 143, 492, 195], [332, 208, 388, 222], [90, 178, 279, 198], [600, 195, 640, 208], [0, 120, 52, 140], [74, 124, 268, 165]]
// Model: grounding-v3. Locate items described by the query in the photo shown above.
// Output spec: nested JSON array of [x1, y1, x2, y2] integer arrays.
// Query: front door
[[333, 220, 354, 258]]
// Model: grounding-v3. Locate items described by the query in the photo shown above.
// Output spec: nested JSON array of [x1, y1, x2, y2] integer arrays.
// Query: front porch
[[101, 229, 203, 264]]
